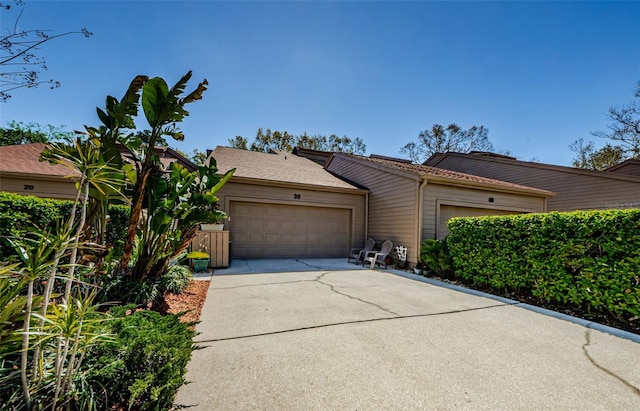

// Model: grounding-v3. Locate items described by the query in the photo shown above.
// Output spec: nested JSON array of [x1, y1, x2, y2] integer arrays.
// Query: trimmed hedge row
[[446, 210, 640, 320], [0, 192, 129, 260]]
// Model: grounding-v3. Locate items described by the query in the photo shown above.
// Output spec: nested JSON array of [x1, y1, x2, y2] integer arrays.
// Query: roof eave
[[439, 152, 640, 183], [329, 153, 422, 181], [228, 175, 368, 195], [423, 174, 556, 197], [0, 170, 80, 181]]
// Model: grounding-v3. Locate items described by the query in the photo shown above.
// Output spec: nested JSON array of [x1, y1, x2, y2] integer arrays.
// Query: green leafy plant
[[186, 251, 209, 260], [447, 210, 640, 323], [83, 306, 195, 411], [161, 263, 192, 295], [419, 239, 452, 278], [0, 192, 129, 262]]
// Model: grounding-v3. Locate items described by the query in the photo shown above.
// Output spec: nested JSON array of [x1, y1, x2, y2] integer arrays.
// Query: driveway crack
[[212, 279, 316, 290], [582, 330, 640, 396], [195, 303, 507, 343], [316, 278, 400, 316]]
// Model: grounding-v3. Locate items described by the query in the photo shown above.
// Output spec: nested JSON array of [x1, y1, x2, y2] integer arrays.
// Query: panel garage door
[[437, 205, 521, 238], [229, 202, 351, 258]]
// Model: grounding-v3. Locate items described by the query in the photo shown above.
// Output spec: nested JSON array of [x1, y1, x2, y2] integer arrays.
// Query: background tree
[[0, 120, 74, 145], [227, 135, 248, 150], [0, 0, 92, 102], [249, 128, 296, 152], [230, 127, 366, 154], [569, 138, 625, 170], [593, 81, 640, 158], [400, 123, 493, 164], [570, 81, 640, 170], [190, 148, 207, 165]]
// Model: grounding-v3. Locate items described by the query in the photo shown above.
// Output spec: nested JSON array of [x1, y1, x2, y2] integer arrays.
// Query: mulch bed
[[155, 280, 210, 324]]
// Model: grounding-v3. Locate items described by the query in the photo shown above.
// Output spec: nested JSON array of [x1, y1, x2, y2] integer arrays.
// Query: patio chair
[[348, 237, 376, 264], [363, 240, 393, 269]]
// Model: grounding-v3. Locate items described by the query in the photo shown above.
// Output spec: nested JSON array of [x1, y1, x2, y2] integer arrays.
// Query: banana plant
[[119, 71, 208, 270], [131, 159, 234, 281]]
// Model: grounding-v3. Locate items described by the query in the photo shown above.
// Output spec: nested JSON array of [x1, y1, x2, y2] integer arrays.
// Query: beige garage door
[[229, 202, 351, 258], [437, 205, 521, 238]]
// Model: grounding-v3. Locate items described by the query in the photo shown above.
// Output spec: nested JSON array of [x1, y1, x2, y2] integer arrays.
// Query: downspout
[[416, 177, 428, 264], [364, 191, 369, 243]]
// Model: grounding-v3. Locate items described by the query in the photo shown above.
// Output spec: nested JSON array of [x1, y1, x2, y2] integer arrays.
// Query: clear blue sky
[[2, 1, 639, 166]]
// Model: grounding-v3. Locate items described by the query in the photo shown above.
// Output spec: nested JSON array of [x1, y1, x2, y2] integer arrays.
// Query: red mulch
[[158, 280, 209, 324]]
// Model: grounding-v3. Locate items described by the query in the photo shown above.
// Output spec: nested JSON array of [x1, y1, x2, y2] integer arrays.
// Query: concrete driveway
[[174, 259, 640, 410]]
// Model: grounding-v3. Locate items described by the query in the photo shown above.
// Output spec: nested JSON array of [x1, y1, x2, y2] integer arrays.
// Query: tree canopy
[[0, 121, 74, 145], [570, 81, 640, 170], [0, 0, 92, 102], [400, 123, 493, 164], [228, 127, 366, 155]]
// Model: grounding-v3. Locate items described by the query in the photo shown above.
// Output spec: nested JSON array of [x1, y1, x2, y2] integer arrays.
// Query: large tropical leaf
[[142, 77, 170, 128]]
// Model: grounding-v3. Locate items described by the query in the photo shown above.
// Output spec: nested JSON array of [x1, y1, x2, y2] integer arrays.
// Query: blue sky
[[2, 1, 639, 166]]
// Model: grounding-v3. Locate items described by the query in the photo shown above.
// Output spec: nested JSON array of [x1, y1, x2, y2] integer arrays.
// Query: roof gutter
[[227, 175, 369, 195], [424, 175, 555, 197], [416, 177, 428, 263]]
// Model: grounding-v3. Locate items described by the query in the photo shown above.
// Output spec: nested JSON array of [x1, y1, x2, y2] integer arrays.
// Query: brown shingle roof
[[0, 143, 79, 178], [344, 154, 554, 196], [426, 151, 640, 183], [210, 146, 359, 190]]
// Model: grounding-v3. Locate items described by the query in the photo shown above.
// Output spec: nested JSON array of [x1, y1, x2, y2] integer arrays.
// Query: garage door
[[437, 205, 521, 238], [229, 202, 351, 258]]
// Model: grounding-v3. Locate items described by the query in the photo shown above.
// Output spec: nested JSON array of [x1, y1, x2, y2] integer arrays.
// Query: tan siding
[[215, 180, 366, 253], [608, 162, 640, 177], [326, 156, 419, 262], [422, 183, 545, 239], [434, 157, 640, 211], [0, 175, 78, 200]]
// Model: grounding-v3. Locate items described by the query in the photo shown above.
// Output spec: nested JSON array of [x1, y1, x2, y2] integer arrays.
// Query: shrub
[[0, 192, 72, 260], [0, 192, 129, 261], [161, 264, 193, 294], [447, 209, 640, 321], [419, 239, 452, 278], [83, 306, 196, 410]]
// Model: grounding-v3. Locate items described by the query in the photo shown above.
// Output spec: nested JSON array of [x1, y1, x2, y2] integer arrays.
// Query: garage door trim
[[225, 196, 357, 259]]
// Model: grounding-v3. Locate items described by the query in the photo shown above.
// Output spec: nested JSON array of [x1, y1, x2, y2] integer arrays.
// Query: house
[[605, 158, 640, 177], [424, 152, 640, 211], [208, 146, 368, 259], [0, 143, 80, 200], [118, 144, 198, 172], [323, 153, 554, 264], [0, 143, 198, 200]]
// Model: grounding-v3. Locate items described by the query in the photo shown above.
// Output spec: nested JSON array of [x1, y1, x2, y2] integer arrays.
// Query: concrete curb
[[386, 268, 640, 344]]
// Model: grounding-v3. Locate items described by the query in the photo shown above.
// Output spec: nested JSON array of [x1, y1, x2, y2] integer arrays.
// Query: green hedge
[[0, 192, 129, 260], [446, 210, 640, 320]]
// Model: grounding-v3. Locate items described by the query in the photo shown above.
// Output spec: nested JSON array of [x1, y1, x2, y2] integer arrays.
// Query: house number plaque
[[293, 194, 301, 199], [23, 185, 35, 190]]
